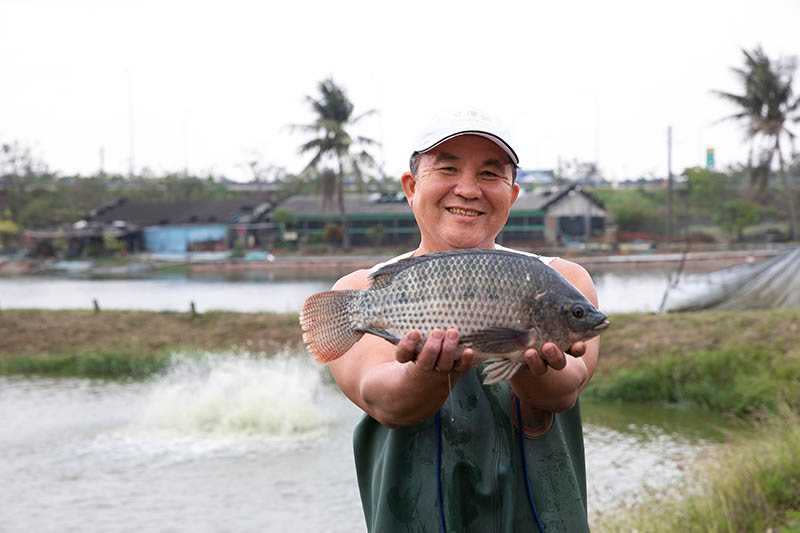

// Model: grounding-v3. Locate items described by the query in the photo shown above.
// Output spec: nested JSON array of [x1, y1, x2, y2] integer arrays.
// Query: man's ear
[[510, 182, 520, 204], [401, 172, 416, 206]]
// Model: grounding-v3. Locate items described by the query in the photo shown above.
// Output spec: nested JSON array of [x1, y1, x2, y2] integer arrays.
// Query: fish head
[[558, 300, 610, 343]]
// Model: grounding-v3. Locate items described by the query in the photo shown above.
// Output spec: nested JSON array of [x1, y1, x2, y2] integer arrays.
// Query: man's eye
[[480, 171, 500, 179], [438, 167, 457, 173]]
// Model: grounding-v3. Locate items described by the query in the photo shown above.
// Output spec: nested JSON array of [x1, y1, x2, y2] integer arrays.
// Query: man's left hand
[[521, 341, 586, 375]]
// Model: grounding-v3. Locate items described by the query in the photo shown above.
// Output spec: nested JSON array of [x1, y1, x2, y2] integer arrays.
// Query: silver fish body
[[300, 249, 609, 383]]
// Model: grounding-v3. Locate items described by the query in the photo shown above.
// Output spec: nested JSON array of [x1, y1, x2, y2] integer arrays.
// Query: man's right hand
[[396, 329, 475, 374]]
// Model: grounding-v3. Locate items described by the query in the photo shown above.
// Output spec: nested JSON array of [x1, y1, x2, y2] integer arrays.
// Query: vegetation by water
[[588, 308, 800, 531], [588, 346, 800, 416], [0, 309, 301, 378], [595, 408, 800, 532], [2, 307, 798, 529], [591, 309, 800, 417]]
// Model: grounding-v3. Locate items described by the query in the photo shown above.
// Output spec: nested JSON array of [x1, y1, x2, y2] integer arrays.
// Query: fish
[[299, 248, 609, 384]]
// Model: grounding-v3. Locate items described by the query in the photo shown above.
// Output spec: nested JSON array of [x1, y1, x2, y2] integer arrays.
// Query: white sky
[[1, 0, 798, 181]]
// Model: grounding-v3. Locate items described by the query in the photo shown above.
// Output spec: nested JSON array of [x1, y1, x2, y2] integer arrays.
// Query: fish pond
[[0, 352, 739, 532], [0, 263, 748, 530], [0, 263, 729, 313]]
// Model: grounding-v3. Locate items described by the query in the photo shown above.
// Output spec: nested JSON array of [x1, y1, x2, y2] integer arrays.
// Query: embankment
[[0, 309, 302, 378]]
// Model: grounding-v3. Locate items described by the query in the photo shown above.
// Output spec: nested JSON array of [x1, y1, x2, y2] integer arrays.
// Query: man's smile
[[445, 207, 484, 217]]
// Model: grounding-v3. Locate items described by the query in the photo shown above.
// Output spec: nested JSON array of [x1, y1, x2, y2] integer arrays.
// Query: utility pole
[[667, 126, 674, 243], [127, 70, 135, 178]]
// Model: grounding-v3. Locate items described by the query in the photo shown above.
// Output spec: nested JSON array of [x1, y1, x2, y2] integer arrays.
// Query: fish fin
[[368, 270, 394, 289], [481, 360, 523, 385], [369, 248, 542, 288], [369, 254, 431, 287], [461, 327, 530, 354], [361, 327, 401, 345], [300, 290, 363, 363]]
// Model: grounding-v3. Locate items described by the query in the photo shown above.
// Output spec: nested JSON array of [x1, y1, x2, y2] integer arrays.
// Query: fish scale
[[300, 249, 609, 384]]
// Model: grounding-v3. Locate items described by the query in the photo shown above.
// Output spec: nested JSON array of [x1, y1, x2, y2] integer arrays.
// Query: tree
[[714, 46, 800, 238], [0, 140, 51, 224], [685, 167, 731, 213], [0, 219, 19, 250], [556, 158, 604, 185], [291, 78, 378, 248], [715, 198, 761, 242]]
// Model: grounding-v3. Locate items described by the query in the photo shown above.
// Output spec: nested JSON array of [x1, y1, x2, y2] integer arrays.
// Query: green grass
[[595, 409, 800, 532], [587, 347, 800, 417], [587, 335, 800, 531], [0, 349, 172, 379]]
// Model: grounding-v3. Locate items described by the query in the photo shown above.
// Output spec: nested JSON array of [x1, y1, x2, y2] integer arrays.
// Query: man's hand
[[396, 329, 475, 374], [513, 339, 593, 413], [522, 341, 586, 375]]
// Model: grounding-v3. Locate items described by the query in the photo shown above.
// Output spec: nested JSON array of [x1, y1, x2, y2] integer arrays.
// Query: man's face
[[401, 135, 520, 252]]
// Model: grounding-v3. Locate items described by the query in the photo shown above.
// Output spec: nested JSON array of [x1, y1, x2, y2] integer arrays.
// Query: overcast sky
[[1, 0, 798, 181]]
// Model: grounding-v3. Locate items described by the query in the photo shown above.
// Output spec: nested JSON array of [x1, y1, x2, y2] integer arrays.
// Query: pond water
[[0, 353, 732, 532], [0, 266, 723, 314]]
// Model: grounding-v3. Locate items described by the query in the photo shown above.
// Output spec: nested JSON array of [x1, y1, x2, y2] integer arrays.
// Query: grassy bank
[[0, 309, 302, 378], [2, 307, 799, 385], [595, 409, 800, 532], [590, 309, 800, 531], [589, 309, 800, 417]]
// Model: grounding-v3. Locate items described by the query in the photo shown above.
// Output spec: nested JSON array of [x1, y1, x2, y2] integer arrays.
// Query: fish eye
[[571, 305, 585, 319]]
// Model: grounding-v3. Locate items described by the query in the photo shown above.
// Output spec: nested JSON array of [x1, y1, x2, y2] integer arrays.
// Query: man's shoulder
[[549, 257, 590, 279], [333, 251, 417, 291], [333, 269, 372, 291]]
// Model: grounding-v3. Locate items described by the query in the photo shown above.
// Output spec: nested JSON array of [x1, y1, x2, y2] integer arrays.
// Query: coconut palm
[[714, 46, 800, 238], [291, 78, 378, 248]]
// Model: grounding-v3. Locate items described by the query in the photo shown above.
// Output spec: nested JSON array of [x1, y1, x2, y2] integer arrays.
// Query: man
[[328, 114, 598, 532]]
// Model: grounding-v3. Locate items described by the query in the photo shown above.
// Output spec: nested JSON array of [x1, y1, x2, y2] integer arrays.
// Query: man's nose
[[452, 172, 481, 199]]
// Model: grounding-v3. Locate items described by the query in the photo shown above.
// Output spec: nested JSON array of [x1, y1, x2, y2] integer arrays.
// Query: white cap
[[411, 110, 519, 166]]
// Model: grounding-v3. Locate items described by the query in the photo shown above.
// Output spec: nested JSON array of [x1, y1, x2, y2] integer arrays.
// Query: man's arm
[[510, 258, 600, 414], [327, 270, 474, 428]]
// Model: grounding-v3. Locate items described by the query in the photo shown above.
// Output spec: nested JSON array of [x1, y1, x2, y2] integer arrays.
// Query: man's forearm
[[510, 356, 590, 413], [360, 362, 453, 427]]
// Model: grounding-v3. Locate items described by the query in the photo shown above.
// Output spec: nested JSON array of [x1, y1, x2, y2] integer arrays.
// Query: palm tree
[[291, 78, 378, 248], [714, 46, 800, 238]]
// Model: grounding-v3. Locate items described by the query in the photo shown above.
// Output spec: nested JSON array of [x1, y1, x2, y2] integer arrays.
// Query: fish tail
[[300, 290, 363, 363]]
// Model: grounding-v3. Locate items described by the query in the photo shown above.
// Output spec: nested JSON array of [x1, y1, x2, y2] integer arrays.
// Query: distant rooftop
[[85, 196, 275, 226], [278, 194, 412, 216]]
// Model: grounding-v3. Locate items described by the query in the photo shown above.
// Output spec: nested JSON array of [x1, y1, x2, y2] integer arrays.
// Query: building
[[274, 193, 418, 246], [513, 184, 608, 244], [272, 185, 607, 247], [25, 196, 279, 257]]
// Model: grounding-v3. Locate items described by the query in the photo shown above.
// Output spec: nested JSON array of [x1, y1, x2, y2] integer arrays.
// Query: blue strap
[[515, 396, 546, 532], [435, 410, 447, 533]]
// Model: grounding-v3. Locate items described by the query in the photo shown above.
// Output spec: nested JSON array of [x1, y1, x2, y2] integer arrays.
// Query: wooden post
[[93, 299, 100, 313], [190, 301, 197, 318]]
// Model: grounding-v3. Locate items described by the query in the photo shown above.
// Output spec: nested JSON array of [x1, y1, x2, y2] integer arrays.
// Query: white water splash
[[134, 351, 332, 438]]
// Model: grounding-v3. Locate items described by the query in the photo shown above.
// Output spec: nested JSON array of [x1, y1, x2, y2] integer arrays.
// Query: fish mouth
[[445, 207, 484, 217], [593, 319, 610, 331]]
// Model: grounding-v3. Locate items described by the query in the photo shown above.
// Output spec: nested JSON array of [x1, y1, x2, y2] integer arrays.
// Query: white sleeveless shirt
[[368, 244, 556, 274]]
